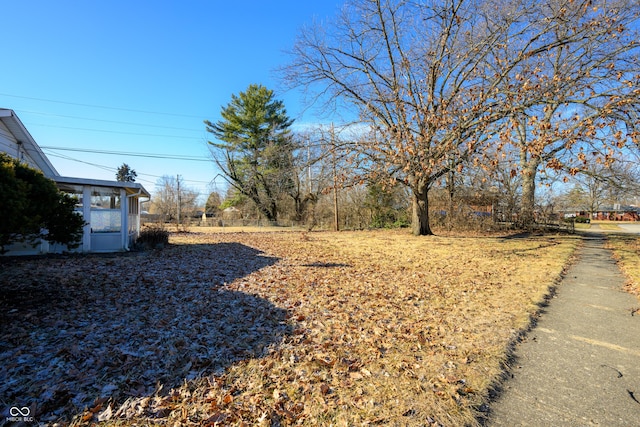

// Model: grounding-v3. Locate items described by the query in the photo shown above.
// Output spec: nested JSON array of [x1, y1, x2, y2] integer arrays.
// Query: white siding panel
[[0, 120, 19, 157], [0, 120, 45, 172]]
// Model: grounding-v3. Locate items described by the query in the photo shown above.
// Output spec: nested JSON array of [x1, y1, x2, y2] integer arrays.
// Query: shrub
[[563, 216, 590, 224], [392, 218, 411, 228], [0, 153, 84, 253], [137, 225, 169, 248]]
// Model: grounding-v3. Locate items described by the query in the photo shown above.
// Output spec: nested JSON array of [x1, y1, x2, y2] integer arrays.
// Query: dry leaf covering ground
[[606, 233, 640, 301], [0, 230, 577, 426]]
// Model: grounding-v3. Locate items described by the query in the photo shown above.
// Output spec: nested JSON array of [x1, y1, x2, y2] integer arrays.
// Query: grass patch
[[591, 220, 626, 230], [574, 222, 591, 230], [606, 233, 640, 301], [598, 223, 623, 230], [101, 229, 575, 427]]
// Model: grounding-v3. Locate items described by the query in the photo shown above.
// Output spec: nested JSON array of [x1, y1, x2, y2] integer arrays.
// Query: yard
[[1, 229, 580, 426]]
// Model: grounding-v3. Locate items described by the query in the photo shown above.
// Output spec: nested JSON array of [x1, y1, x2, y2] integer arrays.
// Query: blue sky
[[1, 1, 344, 199]]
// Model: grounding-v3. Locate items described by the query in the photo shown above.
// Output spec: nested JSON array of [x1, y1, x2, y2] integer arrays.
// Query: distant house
[[563, 205, 640, 222], [1, 108, 150, 254], [592, 205, 640, 221]]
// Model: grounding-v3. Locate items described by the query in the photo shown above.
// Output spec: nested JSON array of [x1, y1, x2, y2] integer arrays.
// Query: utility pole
[[331, 124, 339, 232], [176, 174, 181, 226], [307, 136, 312, 195]]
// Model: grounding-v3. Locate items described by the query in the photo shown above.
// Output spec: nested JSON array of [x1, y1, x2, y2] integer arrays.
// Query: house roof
[[1, 108, 150, 199], [598, 205, 640, 213], [563, 205, 640, 213], [54, 175, 151, 198], [0, 108, 59, 177]]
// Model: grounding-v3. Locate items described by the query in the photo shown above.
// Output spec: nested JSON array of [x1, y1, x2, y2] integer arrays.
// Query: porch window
[[58, 183, 84, 213], [91, 187, 121, 232]]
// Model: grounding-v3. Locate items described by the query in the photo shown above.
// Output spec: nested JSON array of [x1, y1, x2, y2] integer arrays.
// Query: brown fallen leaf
[[349, 372, 364, 380], [320, 383, 330, 395], [0, 229, 577, 426]]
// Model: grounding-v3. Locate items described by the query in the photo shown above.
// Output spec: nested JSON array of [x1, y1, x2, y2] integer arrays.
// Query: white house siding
[[3, 240, 48, 256], [1, 109, 150, 255], [0, 109, 58, 177], [0, 119, 18, 155], [0, 119, 38, 171]]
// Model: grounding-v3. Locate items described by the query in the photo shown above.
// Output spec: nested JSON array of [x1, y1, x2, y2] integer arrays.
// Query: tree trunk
[[246, 187, 277, 222], [446, 165, 455, 231], [256, 203, 277, 222], [268, 199, 278, 223], [520, 159, 540, 229], [292, 195, 304, 222], [411, 184, 433, 236]]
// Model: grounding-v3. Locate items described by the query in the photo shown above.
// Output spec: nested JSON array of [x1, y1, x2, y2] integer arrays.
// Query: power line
[[41, 146, 212, 162], [0, 92, 204, 118], [16, 109, 204, 132], [31, 123, 204, 140], [45, 152, 115, 174], [36, 152, 158, 188], [44, 151, 218, 187]]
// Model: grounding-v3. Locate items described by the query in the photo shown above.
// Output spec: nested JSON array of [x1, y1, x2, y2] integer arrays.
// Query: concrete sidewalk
[[487, 234, 640, 426]]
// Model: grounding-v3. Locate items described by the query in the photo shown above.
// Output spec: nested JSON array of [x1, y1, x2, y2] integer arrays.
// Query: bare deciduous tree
[[565, 159, 640, 215], [150, 175, 199, 226], [284, 0, 620, 234], [493, 0, 640, 226]]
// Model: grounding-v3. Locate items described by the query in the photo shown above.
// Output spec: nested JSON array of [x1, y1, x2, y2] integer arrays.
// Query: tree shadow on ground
[[0, 242, 289, 425]]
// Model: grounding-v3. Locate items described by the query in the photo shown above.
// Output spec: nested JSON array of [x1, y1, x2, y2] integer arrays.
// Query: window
[[91, 187, 121, 233], [58, 183, 84, 212]]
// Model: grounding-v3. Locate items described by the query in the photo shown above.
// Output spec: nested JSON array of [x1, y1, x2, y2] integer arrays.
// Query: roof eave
[[0, 108, 59, 177], [53, 175, 151, 198]]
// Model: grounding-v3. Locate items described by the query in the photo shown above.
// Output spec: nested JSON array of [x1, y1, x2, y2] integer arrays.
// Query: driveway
[[586, 222, 640, 235], [617, 223, 640, 234]]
